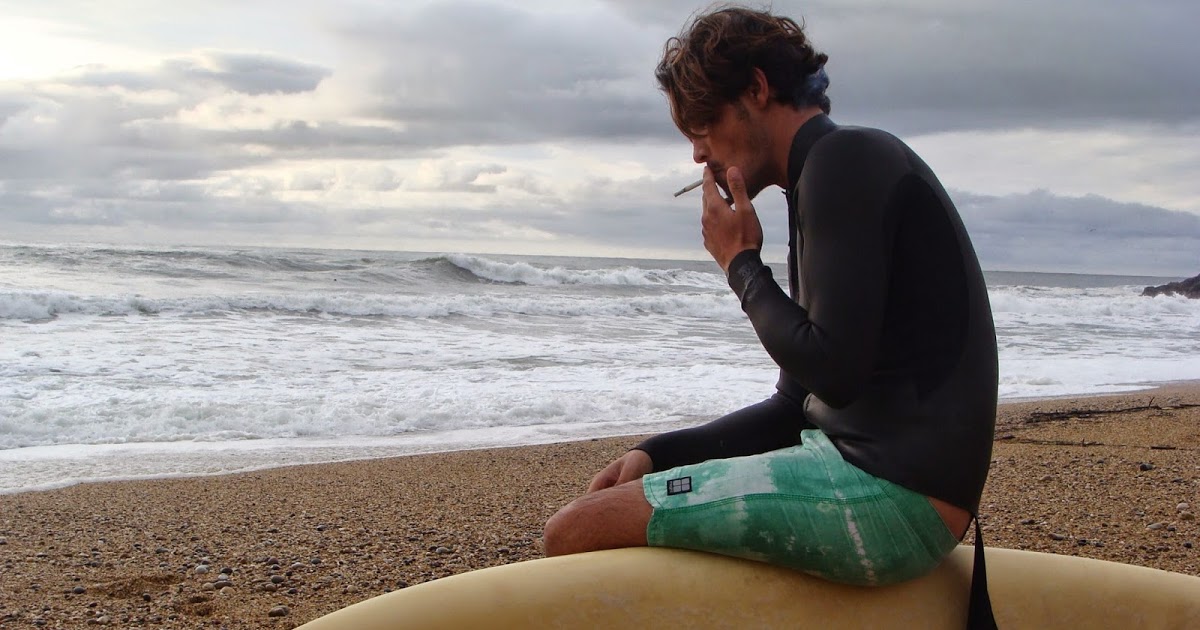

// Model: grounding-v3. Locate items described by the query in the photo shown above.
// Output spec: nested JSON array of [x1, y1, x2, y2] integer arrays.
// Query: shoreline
[[5, 380, 1200, 499], [1, 385, 1198, 628]]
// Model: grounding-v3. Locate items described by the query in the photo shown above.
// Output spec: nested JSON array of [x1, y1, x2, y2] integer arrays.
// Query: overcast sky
[[1, 0, 1198, 275]]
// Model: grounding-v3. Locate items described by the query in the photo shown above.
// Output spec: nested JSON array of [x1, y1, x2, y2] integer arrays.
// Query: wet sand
[[2, 384, 1197, 628]]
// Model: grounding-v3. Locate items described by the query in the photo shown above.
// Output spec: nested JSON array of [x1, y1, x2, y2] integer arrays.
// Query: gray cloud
[[956, 189, 1200, 275], [64, 51, 331, 95], [413, 164, 508, 194], [336, 1, 671, 145], [0, 51, 336, 184], [0, 177, 327, 229], [1, 0, 1198, 276], [824, 3, 1200, 133]]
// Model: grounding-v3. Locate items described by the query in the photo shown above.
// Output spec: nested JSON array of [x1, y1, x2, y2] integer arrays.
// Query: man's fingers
[[700, 166, 736, 208], [700, 166, 721, 202], [727, 167, 754, 214]]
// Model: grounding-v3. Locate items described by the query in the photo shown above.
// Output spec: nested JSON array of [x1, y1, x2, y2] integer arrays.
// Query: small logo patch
[[666, 476, 692, 495]]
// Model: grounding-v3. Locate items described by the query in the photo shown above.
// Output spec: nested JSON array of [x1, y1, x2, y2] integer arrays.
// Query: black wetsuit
[[638, 114, 998, 514]]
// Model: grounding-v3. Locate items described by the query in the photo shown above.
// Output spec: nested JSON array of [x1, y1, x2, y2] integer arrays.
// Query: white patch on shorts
[[837, 489, 878, 585]]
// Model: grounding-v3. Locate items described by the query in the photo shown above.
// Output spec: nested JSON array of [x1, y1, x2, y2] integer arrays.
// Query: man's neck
[[767, 106, 824, 189]]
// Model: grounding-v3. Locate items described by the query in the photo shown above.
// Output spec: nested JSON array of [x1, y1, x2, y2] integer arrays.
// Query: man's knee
[[543, 482, 652, 557], [542, 501, 580, 557]]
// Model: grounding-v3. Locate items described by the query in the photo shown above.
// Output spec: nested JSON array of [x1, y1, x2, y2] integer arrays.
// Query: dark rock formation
[[1142, 273, 1200, 298]]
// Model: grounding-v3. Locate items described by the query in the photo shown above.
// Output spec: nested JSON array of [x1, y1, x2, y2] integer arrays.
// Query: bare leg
[[543, 480, 653, 556]]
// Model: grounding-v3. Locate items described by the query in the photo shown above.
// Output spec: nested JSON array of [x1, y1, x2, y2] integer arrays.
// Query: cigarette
[[673, 179, 704, 197]]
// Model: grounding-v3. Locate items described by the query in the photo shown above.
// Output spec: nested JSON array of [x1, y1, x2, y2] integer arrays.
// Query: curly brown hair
[[655, 5, 830, 136]]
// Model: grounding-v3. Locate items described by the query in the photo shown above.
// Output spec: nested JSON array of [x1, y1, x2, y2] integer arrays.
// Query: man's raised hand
[[700, 166, 763, 272]]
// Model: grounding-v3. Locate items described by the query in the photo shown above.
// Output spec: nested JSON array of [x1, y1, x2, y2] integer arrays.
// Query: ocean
[[2, 243, 1197, 494]]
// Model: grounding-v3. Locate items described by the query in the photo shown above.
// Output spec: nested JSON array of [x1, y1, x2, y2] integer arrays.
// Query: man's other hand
[[587, 449, 654, 493]]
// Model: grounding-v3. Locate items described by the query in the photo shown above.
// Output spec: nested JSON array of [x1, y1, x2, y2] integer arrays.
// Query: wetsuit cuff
[[726, 249, 771, 308]]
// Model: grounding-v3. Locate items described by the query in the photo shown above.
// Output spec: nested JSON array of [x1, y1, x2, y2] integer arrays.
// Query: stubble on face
[[690, 99, 773, 201], [727, 102, 771, 200]]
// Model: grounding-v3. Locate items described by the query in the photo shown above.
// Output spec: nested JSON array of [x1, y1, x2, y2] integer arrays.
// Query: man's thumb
[[728, 167, 753, 211]]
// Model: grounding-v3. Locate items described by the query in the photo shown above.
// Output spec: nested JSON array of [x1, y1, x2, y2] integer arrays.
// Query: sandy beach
[[2, 385, 1197, 628]]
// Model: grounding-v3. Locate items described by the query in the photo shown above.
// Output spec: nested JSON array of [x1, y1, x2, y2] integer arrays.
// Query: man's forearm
[[634, 395, 810, 471]]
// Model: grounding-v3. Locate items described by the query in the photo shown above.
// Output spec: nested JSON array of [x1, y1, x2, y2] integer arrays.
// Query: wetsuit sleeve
[[634, 395, 810, 472], [727, 132, 905, 408]]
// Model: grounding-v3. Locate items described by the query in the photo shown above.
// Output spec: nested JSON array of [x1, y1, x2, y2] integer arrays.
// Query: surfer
[[545, 6, 997, 624]]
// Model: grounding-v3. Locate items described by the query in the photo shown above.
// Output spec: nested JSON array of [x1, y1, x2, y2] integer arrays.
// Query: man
[[544, 5, 997, 602]]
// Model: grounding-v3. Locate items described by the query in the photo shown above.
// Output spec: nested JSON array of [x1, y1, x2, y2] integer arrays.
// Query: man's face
[[685, 99, 771, 200]]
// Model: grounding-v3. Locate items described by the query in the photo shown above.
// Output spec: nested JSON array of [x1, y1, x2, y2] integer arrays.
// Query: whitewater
[[2, 243, 1198, 494]]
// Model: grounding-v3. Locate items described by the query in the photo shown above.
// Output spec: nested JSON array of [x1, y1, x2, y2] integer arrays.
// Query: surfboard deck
[[296, 545, 1200, 629]]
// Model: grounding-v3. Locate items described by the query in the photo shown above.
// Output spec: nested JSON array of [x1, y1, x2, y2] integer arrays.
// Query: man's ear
[[747, 67, 771, 108]]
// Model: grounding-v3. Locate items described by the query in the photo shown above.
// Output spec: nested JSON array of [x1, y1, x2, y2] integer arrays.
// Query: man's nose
[[691, 138, 708, 164]]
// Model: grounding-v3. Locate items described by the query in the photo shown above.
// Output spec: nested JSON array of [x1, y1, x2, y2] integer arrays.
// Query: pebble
[[1147, 522, 1166, 531], [194, 565, 210, 574], [1019, 519, 1036, 525], [72, 586, 86, 595], [435, 547, 452, 555], [188, 595, 207, 604], [1049, 533, 1067, 541], [1076, 539, 1089, 546], [1179, 502, 1191, 512], [1139, 463, 1155, 471], [0, 537, 7, 545], [263, 584, 278, 593], [1185, 542, 1194, 549], [270, 575, 285, 584], [290, 562, 305, 570], [268, 606, 289, 618], [214, 580, 233, 589], [201, 583, 215, 592]]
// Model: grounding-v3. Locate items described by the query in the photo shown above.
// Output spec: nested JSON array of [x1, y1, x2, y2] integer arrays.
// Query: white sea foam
[[2, 243, 1198, 494], [0, 288, 749, 321], [446, 253, 723, 288]]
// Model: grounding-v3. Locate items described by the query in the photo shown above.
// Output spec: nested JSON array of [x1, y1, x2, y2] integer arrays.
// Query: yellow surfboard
[[297, 546, 1200, 629]]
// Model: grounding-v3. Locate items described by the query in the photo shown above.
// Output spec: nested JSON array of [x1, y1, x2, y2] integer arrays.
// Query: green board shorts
[[642, 429, 958, 587]]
